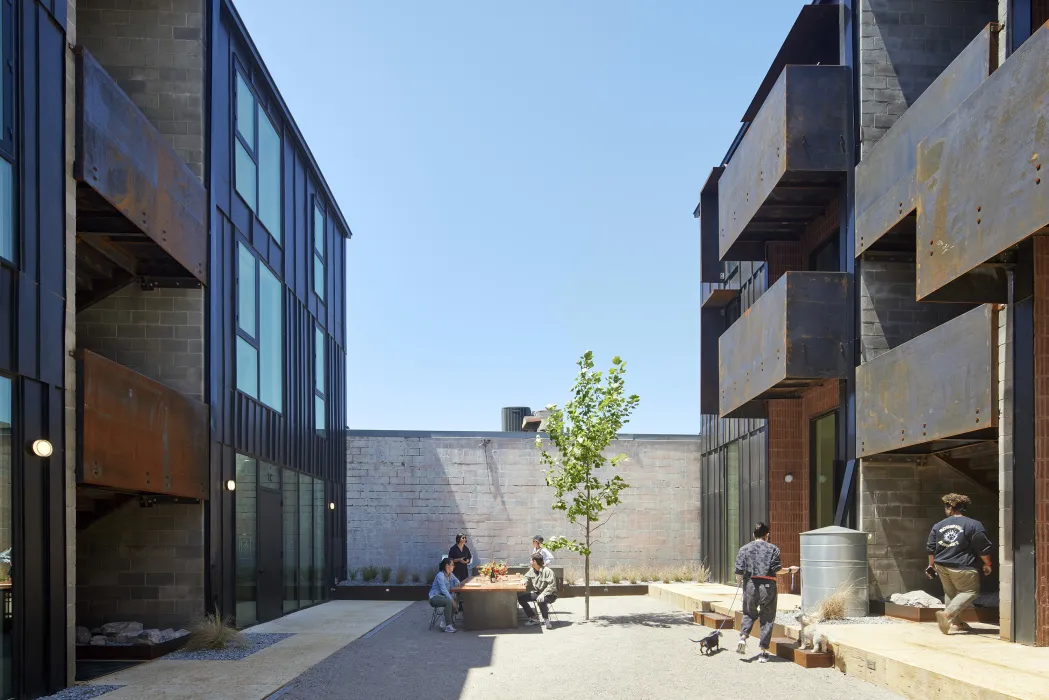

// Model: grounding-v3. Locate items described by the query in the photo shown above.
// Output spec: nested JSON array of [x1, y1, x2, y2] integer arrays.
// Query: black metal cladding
[[206, 0, 349, 617]]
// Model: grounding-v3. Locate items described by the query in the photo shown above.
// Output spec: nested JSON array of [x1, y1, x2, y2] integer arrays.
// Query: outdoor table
[[451, 574, 527, 631]]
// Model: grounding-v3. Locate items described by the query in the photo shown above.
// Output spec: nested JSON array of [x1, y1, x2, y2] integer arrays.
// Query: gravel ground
[[162, 633, 294, 661], [37, 685, 122, 700], [774, 609, 905, 627], [274, 596, 904, 700]]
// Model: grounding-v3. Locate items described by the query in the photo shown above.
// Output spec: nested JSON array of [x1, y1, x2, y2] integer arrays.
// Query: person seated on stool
[[518, 553, 558, 630], [428, 557, 460, 633]]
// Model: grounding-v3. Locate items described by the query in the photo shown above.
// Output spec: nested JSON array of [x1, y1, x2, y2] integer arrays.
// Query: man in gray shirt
[[734, 522, 797, 662]]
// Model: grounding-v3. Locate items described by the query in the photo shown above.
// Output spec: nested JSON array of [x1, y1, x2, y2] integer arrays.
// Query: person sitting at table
[[531, 535, 554, 567], [428, 557, 460, 633], [518, 553, 558, 630], [449, 533, 472, 581]]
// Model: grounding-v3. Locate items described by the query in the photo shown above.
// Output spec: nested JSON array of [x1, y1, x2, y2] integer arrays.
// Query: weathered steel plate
[[856, 24, 998, 256], [916, 25, 1049, 301], [699, 167, 724, 283], [79, 350, 209, 500], [75, 47, 207, 284], [856, 304, 997, 457], [719, 66, 851, 261], [718, 272, 848, 418]]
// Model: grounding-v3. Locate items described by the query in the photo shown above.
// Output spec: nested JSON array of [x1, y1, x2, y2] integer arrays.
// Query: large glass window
[[315, 326, 325, 435], [1, 375, 13, 698], [235, 454, 258, 627], [0, 161, 12, 264], [282, 470, 299, 614], [234, 71, 282, 240], [812, 412, 838, 529], [299, 473, 313, 608], [725, 442, 740, 581], [313, 200, 325, 301], [0, 3, 12, 267], [313, 479, 325, 601], [236, 243, 282, 411]]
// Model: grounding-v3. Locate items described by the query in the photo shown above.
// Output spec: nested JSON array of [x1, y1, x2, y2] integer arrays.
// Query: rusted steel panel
[[79, 350, 209, 499], [719, 66, 851, 261], [856, 24, 998, 256], [74, 47, 207, 284], [718, 271, 848, 418], [856, 305, 997, 458], [700, 307, 721, 415], [699, 167, 724, 283], [916, 25, 1049, 301]]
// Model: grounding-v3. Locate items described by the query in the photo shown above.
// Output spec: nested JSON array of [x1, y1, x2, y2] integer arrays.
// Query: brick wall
[[859, 0, 997, 155], [77, 286, 204, 400], [346, 433, 702, 574], [77, 502, 205, 630], [859, 459, 996, 600], [1033, 237, 1049, 645], [77, 0, 205, 179]]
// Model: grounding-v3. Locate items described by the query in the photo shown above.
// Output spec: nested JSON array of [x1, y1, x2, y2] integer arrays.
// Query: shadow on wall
[[346, 433, 703, 577]]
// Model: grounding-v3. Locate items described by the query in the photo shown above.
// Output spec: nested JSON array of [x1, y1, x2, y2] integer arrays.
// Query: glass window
[[1, 375, 12, 699], [260, 461, 280, 491], [315, 395, 325, 435], [725, 443, 740, 582], [235, 454, 258, 627], [812, 413, 837, 529], [315, 326, 325, 435], [234, 70, 281, 244], [258, 265, 282, 411], [237, 243, 283, 412], [313, 202, 325, 300], [237, 243, 256, 335], [299, 473, 313, 607], [282, 469, 298, 614], [235, 141, 256, 213], [258, 114, 282, 236], [236, 73, 255, 145], [236, 336, 258, 399], [0, 160, 12, 263], [313, 479, 325, 602]]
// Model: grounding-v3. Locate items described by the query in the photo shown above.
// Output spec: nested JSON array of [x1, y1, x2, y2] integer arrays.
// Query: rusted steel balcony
[[697, 167, 724, 284], [77, 350, 209, 500], [718, 66, 851, 261], [856, 305, 997, 458], [74, 46, 207, 310], [916, 25, 1049, 302], [855, 24, 998, 256], [718, 271, 848, 418]]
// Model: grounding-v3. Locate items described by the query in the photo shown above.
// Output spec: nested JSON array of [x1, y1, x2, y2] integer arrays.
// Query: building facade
[[1, 0, 349, 696], [699, 0, 1048, 646]]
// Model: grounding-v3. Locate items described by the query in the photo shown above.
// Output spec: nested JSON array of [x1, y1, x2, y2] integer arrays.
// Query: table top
[[452, 575, 527, 593]]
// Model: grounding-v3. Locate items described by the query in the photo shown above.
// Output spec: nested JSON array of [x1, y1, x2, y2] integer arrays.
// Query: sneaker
[[443, 625, 458, 633], [759, 651, 770, 664], [736, 638, 747, 655], [952, 621, 972, 632], [935, 610, 951, 635], [524, 618, 540, 626], [544, 620, 553, 630]]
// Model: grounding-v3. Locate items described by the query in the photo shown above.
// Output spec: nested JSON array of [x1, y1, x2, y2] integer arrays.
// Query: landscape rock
[[89, 636, 107, 646], [889, 591, 944, 608], [140, 629, 164, 644], [102, 621, 143, 636], [76, 627, 92, 645], [159, 628, 176, 643], [175, 629, 189, 638]]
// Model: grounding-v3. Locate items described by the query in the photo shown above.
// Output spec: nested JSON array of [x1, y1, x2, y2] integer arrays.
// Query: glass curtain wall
[[282, 468, 327, 613], [298, 472, 312, 608], [235, 455, 258, 626], [1, 376, 12, 699], [812, 412, 837, 530], [282, 470, 298, 614]]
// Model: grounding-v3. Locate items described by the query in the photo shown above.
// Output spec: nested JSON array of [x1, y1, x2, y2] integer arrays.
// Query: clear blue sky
[[237, 1, 808, 433]]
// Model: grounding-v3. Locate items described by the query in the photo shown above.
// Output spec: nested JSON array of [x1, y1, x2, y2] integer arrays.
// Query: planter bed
[[560, 584, 648, 597], [334, 585, 431, 601], [75, 635, 188, 661]]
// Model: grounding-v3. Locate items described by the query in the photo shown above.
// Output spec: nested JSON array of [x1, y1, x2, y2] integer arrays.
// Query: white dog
[[796, 613, 831, 653]]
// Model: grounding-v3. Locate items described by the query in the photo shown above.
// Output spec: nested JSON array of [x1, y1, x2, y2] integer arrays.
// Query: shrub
[[610, 571, 622, 584], [395, 567, 408, 585], [411, 571, 422, 584], [184, 611, 248, 651], [380, 566, 392, 583], [815, 582, 855, 621], [627, 568, 639, 584], [361, 566, 379, 583], [347, 568, 360, 582], [696, 562, 712, 584]]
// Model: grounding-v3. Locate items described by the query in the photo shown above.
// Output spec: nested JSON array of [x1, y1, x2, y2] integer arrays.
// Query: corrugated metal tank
[[800, 526, 869, 617], [501, 407, 532, 432]]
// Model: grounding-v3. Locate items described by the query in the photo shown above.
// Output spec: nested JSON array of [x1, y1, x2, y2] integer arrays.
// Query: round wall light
[[329, 502, 336, 511], [784, 473, 794, 484], [31, 439, 54, 458], [226, 479, 237, 492]]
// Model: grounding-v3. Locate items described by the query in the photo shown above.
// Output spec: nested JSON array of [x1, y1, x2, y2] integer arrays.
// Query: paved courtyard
[[274, 595, 904, 700]]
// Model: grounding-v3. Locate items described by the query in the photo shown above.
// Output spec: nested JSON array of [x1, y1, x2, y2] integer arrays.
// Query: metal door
[[257, 488, 283, 622]]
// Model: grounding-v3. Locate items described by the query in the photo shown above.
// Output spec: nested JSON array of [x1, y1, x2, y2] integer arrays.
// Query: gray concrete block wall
[[76, 502, 205, 630], [77, 0, 205, 179], [859, 459, 996, 600], [346, 433, 702, 577], [860, 0, 997, 155], [77, 286, 204, 400], [860, 258, 973, 362]]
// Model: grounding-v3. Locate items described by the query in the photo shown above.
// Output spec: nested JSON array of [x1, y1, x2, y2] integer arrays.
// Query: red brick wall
[[1034, 237, 1049, 646]]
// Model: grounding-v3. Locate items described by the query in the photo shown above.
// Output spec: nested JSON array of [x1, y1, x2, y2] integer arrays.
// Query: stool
[[429, 605, 462, 629]]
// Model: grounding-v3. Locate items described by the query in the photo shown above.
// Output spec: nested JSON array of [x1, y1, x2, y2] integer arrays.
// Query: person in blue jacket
[[428, 557, 461, 633]]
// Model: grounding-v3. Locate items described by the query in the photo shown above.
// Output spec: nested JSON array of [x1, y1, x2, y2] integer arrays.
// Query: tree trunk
[[585, 519, 591, 620]]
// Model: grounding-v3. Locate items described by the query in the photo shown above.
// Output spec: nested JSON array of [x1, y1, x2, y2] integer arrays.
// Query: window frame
[[0, 0, 16, 268], [236, 240, 283, 412], [233, 64, 283, 244], [314, 324, 326, 436], [312, 197, 326, 302]]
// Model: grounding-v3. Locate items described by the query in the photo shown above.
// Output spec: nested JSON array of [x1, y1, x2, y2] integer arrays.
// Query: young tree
[[536, 351, 640, 620]]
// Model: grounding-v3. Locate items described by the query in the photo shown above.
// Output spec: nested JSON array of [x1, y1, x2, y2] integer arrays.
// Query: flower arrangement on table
[[478, 561, 509, 581]]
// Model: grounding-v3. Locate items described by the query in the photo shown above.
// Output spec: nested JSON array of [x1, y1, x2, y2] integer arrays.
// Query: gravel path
[[163, 633, 294, 661], [37, 686, 122, 700], [274, 596, 904, 700]]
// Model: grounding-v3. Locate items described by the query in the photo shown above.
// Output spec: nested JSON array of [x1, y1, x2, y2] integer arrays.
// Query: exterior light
[[31, 439, 53, 458], [784, 473, 794, 483], [329, 502, 335, 510], [226, 479, 236, 491]]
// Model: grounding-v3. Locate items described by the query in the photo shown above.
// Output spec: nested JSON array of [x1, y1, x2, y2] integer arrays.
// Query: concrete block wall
[[859, 0, 997, 155], [77, 286, 204, 400], [77, 0, 205, 179], [76, 502, 205, 630], [859, 459, 996, 600], [346, 433, 702, 575]]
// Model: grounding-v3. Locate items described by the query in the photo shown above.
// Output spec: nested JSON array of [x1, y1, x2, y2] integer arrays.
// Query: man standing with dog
[[734, 522, 798, 663], [925, 493, 993, 635]]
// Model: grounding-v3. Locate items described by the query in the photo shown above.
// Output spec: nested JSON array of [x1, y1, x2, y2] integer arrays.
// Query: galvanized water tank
[[800, 525, 869, 617]]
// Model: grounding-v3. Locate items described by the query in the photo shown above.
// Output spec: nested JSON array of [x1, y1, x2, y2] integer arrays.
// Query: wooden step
[[692, 611, 703, 624], [769, 637, 797, 662], [702, 613, 733, 629], [792, 646, 834, 669]]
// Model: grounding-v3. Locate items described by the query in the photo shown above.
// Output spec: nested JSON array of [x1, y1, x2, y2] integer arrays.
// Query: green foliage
[[411, 571, 422, 584], [361, 566, 379, 583], [380, 566, 392, 583], [395, 567, 408, 585], [347, 568, 360, 582]]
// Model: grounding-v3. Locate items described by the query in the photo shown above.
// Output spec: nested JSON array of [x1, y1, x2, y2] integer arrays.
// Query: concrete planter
[[560, 584, 649, 598], [333, 585, 430, 601]]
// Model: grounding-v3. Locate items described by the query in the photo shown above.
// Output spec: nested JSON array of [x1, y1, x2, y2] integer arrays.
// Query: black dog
[[697, 630, 722, 655]]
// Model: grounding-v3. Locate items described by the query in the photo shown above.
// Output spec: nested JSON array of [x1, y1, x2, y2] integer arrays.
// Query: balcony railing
[[718, 271, 848, 418], [77, 350, 209, 499], [717, 65, 851, 262], [855, 24, 998, 256], [856, 305, 997, 457]]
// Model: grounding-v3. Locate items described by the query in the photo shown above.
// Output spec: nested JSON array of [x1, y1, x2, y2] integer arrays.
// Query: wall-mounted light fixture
[[329, 502, 335, 511], [226, 479, 236, 492], [784, 473, 794, 483], [30, 439, 54, 458]]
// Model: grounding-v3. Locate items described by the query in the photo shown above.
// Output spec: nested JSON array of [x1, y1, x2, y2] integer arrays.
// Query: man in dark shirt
[[925, 493, 993, 635], [734, 522, 797, 662]]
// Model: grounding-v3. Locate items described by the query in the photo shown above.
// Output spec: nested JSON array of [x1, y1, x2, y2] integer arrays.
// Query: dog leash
[[715, 581, 743, 633]]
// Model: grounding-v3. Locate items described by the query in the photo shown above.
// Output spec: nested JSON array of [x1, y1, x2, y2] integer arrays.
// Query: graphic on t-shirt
[[938, 524, 963, 549]]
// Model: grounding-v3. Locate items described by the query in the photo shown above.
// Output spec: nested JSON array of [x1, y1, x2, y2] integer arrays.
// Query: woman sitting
[[428, 557, 461, 633]]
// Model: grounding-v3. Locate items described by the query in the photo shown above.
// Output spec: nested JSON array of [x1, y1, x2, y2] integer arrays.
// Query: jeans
[[739, 579, 777, 650], [935, 565, 979, 622], [518, 592, 558, 620], [429, 595, 456, 626]]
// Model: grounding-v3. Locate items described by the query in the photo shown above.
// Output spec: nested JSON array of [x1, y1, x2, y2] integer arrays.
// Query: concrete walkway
[[84, 601, 412, 700]]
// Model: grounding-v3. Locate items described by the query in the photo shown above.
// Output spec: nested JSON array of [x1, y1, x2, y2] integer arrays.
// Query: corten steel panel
[[699, 167, 724, 284], [718, 272, 848, 418], [915, 25, 1049, 301], [79, 350, 209, 499], [74, 47, 208, 284], [718, 66, 851, 262], [855, 24, 999, 256], [856, 305, 997, 457], [701, 307, 722, 415]]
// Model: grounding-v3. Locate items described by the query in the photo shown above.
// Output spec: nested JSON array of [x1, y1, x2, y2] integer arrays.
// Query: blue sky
[[237, 1, 807, 433]]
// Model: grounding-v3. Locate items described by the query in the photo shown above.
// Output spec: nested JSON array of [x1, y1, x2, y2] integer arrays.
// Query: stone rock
[[111, 634, 132, 645], [175, 629, 189, 638], [90, 636, 107, 647], [159, 628, 176, 643], [140, 629, 164, 644], [889, 591, 944, 608], [102, 621, 144, 636], [76, 627, 92, 645], [91, 628, 102, 635]]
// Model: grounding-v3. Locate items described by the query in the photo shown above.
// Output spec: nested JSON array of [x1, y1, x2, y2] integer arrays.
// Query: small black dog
[[697, 629, 722, 655]]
